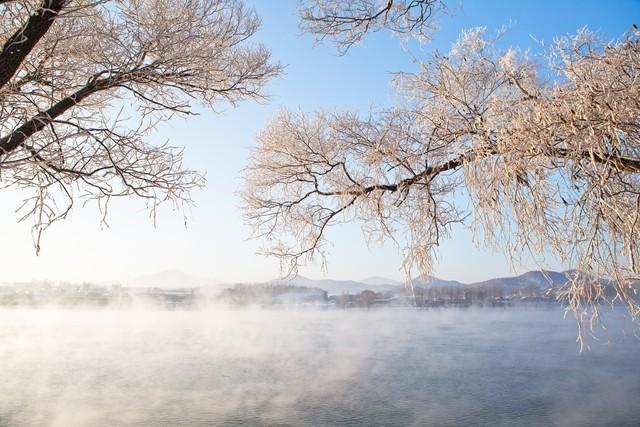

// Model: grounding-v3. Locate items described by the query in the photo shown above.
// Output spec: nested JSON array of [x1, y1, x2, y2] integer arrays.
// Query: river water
[[1, 307, 639, 426]]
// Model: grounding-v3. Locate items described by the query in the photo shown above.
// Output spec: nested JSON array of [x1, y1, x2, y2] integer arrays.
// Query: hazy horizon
[[0, 266, 588, 289]]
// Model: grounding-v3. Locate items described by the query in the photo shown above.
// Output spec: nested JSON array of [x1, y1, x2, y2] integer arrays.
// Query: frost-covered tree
[[243, 25, 640, 337], [0, 0, 280, 251], [299, 0, 445, 52]]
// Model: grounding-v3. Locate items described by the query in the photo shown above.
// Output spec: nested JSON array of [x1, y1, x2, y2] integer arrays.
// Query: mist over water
[[1, 307, 639, 427]]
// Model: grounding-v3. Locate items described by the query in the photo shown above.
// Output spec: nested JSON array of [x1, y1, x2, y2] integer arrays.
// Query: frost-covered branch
[[0, 0, 282, 251], [243, 28, 640, 330], [299, 0, 445, 52]]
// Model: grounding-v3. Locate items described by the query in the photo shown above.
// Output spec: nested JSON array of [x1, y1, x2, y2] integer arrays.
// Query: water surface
[[1, 308, 639, 426]]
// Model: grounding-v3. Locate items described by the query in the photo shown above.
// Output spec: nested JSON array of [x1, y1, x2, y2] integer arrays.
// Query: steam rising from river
[[1, 308, 639, 426]]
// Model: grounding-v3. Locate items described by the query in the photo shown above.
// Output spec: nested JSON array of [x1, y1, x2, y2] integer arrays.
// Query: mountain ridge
[[123, 269, 587, 295], [127, 270, 223, 288]]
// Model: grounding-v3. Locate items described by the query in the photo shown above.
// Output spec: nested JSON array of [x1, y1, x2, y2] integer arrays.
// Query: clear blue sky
[[0, 0, 637, 284]]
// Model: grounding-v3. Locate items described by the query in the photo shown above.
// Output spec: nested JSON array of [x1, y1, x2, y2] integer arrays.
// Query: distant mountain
[[127, 270, 222, 289], [129, 269, 607, 295], [269, 276, 400, 295], [264, 271, 577, 295], [411, 275, 466, 288], [361, 276, 403, 287], [469, 270, 569, 290]]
